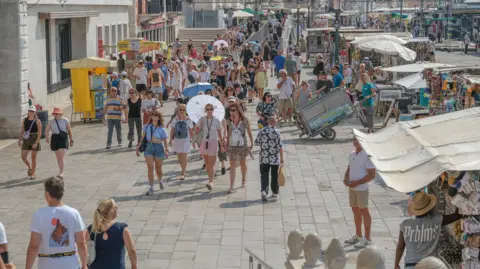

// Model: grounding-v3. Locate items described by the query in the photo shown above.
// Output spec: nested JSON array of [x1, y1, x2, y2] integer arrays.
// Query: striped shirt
[[105, 97, 124, 120]]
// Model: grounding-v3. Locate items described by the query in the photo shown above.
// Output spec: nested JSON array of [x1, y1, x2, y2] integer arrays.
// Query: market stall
[[353, 108, 480, 269], [63, 57, 115, 122]]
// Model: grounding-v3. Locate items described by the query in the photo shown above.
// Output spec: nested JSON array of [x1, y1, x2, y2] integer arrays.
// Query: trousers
[[260, 163, 279, 195], [128, 118, 142, 142], [107, 119, 122, 146]]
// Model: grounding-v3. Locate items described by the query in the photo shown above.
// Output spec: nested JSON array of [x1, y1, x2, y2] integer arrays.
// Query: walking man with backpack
[[168, 104, 195, 181]]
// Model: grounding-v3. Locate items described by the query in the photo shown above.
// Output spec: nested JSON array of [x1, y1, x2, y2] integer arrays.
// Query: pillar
[[0, 1, 28, 138]]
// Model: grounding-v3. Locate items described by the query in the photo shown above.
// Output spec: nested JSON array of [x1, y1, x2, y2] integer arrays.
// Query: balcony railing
[[245, 248, 275, 269]]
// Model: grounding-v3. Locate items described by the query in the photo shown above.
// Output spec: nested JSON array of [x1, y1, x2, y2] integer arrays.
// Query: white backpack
[[230, 120, 245, 147]]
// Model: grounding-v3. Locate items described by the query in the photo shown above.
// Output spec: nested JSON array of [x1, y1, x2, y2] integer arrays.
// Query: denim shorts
[[144, 142, 166, 159], [152, 86, 165, 94]]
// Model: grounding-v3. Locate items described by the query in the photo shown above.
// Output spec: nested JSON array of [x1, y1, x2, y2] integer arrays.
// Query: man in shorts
[[343, 137, 376, 249], [134, 60, 148, 96], [276, 69, 295, 125]]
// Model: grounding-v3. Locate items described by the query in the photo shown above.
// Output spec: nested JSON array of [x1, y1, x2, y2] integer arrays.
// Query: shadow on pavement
[[0, 178, 43, 189], [219, 198, 275, 208], [111, 187, 205, 202]]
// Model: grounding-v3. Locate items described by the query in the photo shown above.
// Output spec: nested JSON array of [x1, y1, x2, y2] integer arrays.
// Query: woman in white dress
[[171, 62, 183, 96], [168, 104, 194, 180]]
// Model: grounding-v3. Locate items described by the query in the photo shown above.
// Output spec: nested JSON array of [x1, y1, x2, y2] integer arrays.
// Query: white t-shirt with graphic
[[30, 205, 86, 269], [134, 67, 148, 85], [0, 222, 7, 244]]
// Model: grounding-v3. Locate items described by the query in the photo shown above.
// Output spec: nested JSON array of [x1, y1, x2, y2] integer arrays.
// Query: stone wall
[[0, 0, 28, 138]]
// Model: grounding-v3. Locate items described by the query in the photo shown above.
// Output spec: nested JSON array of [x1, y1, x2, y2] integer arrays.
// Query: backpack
[[174, 119, 189, 139], [230, 119, 246, 147], [188, 74, 196, 84]]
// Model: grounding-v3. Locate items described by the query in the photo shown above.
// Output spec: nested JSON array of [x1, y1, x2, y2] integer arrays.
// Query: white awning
[[381, 62, 454, 73], [39, 11, 100, 19], [353, 108, 480, 193], [233, 10, 254, 18], [393, 73, 427, 89]]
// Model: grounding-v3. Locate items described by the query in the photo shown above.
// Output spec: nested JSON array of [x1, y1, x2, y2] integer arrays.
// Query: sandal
[[27, 169, 32, 177], [57, 175, 64, 180], [241, 181, 246, 188], [29, 175, 36, 180], [180, 175, 185, 181], [228, 188, 233, 194], [206, 182, 213, 191]]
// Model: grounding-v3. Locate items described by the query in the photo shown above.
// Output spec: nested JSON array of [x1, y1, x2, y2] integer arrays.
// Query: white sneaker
[[261, 191, 268, 201], [146, 186, 154, 195], [354, 237, 372, 249], [159, 179, 167, 190], [271, 193, 278, 199], [344, 235, 361, 244]]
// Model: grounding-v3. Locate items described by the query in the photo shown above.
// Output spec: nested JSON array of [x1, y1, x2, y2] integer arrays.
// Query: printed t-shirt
[[141, 99, 160, 113], [30, 205, 85, 269], [133, 67, 148, 85], [348, 150, 375, 191], [0, 222, 7, 244], [399, 215, 443, 265], [149, 69, 163, 88]]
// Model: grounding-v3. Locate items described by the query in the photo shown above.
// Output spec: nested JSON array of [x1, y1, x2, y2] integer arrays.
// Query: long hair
[[229, 103, 247, 122], [224, 86, 236, 98], [262, 91, 271, 102], [147, 110, 165, 127], [91, 199, 117, 233]]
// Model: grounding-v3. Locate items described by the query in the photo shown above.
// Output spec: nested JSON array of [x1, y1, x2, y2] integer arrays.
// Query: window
[[45, 19, 51, 86], [97, 26, 103, 57], [105, 25, 110, 55], [45, 19, 72, 94], [111, 25, 117, 53], [117, 23, 122, 43], [123, 23, 128, 39], [56, 20, 72, 81], [138, 0, 143, 14]]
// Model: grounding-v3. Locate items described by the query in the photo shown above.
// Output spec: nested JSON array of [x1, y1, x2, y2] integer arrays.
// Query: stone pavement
[[0, 72, 409, 269]]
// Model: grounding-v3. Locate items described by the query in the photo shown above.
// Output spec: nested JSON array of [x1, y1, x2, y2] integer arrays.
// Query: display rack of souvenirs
[[443, 171, 480, 269], [422, 69, 466, 115]]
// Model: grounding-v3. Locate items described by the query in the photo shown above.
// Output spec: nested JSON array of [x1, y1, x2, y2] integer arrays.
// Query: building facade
[[0, 0, 135, 138]]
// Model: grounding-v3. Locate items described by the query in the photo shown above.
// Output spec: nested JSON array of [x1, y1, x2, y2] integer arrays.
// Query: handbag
[[139, 125, 152, 153], [23, 118, 35, 139], [87, 231, 97, 265], [55, 119, 68, 140], [278, 165, 285, 187]]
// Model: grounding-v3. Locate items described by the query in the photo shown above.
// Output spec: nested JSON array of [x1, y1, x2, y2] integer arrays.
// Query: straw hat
[[415, 256, 451, 269], [408, 192, 437, 216], [357, 247, 386, 269], [51, 107, 63, 115]]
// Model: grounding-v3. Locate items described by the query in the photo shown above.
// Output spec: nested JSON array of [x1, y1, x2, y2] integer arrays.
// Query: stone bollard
[[356, 247, 386, 269], [303, 233, 324, 269], [285, 229, 306, 269], [324, 238, 347, 269]]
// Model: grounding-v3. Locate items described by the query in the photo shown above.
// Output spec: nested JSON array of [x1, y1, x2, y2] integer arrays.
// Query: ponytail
[[91, 199, 117, 233], [91, 209, 103, 233]]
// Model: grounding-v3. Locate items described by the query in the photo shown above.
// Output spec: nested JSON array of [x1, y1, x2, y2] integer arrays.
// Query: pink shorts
[[199, 139, 219, 156]]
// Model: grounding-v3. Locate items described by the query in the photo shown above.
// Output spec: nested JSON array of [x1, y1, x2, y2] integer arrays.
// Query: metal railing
[[243, 21, 270, 46], [281, 16, 294, 50], [245, 248, 275, 269]]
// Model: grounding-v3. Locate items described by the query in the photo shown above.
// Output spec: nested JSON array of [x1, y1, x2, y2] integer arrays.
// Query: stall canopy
[[63, 57, 114, 69], [353, 108, 480, 193], [233, 10, 254, 18], [393, 73, 427, 89], [381, 62, 454, 73], [350, 34, 407, 45], [357, 40, 417, 61]]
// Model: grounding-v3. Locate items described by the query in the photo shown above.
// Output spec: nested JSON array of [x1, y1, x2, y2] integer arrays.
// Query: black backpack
[[188, 74, 196, 84], [174, 120, 189, 139]]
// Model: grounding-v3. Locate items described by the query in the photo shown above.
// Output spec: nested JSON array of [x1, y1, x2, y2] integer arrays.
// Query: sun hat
[[408, 192, 437, 216], [51, 107, 63, 115], [121, 71, 128, 76], [28, 105, 36, 112], [279, 69, 287, 74], [357, 247, 386, 269], [112, 72, 118, 76]]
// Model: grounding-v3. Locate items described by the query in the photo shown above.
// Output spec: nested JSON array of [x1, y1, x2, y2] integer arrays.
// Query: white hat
[[121, 71, 127, 76], [28, 105, 36, 112], [112, 72, 118, 76]]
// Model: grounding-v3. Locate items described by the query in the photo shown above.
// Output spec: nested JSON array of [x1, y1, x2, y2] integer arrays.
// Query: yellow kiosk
[[63, 57, 115, 122]]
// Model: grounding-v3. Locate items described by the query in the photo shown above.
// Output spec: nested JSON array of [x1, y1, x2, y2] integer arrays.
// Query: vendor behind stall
[[394, 192, 463, 269]]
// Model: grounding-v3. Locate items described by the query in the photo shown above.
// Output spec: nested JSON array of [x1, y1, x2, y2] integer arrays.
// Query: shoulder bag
[[87, 231, 97, 265], [139, 125, 152, 153], [23, 118, 35, 140], [55, 119, 68, 140]]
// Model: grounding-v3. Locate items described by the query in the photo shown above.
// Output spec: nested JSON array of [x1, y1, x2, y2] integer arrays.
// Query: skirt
[[228, 146, 248, 162], [199, 139, 218, 156], [50, 134, 68, 151], [173, 138, 191, 154]]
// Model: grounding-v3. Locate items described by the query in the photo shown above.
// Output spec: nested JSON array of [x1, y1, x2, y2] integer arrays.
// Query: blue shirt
[[146, 62, 153, 71], [208, 45, 214, 51], [111, 78, 120, 89], [362, 83, 375, 107], [273, 55, 286, 72], [161, 65, 168, 78], [332, 73, 344, 88], [143, 124, 168, 141]]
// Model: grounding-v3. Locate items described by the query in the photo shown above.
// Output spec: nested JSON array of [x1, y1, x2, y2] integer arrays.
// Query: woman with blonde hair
[[169, 104, 195, 181], [136, 110, 169, 195], [87, 199, 137, 269], [196, 103, 225, 190], [226, 102, 253, 193]]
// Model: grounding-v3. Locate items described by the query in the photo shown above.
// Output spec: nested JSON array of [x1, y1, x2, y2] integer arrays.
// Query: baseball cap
[[228, 96, 237, 102], [121, 71, 128, 76], [28, 105, 36, 112]]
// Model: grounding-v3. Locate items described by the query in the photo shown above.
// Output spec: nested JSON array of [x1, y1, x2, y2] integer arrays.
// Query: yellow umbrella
[[63, 57, 114, 69], [210, 56, 223, 61]]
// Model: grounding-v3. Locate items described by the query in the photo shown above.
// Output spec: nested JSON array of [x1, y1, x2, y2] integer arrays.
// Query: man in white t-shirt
[[276, 69, 295, 125], [343, 137, 376, 249], [25, 177, 87, 269], [133, 60, 148, 97], [0, 222, 9, 265]]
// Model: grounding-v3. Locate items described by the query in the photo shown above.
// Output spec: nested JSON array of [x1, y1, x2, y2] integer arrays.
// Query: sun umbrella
[[382, 62, 454, 73], [356, 40, 417, 62], [186, 95, 225, 123], [183, 83, 214, 98], [393, 73, 427, 89], [350, 35, 407, 45], [233, 10, 254, 18], [214, 40, 229, 48], [210, 56, 223, 61]]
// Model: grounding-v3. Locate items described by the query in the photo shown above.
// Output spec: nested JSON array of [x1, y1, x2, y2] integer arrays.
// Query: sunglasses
[[179, 109, 186, 112], [266, 95, 272, 97], [129, 92, 135, 94], [229, 109, 237, 112], [151, 114, 159, 117], [205, 108, 214, 111], [111, 90, 117, 92]]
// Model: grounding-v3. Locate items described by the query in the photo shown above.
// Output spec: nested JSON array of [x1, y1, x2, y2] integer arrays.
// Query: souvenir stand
[[63, 57, 114, 122], [353, 108, 480, 269], [405, 37, 436, 62]]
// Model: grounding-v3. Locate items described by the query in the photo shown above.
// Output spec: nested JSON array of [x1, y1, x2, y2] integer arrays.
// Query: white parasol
[[382, 62, 454, 73], [233, 10, 254, 18], [356, 40, 416, 62], [350, 34, 407, 45], [214, 40, 229, 48], [393, 73, 427, 89], [186, 95, 225, 123]]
